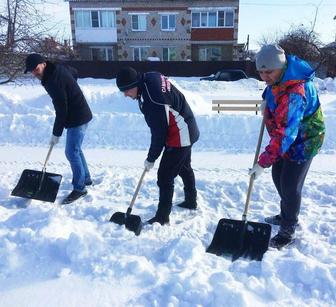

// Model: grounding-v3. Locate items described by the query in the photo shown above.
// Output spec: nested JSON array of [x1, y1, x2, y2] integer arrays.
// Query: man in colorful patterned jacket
[[116, 67, 200, 225], [249, 44, 325, 249]]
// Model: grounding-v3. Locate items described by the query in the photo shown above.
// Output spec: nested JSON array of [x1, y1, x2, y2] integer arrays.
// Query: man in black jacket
[[116, 67, 200, 225], [24, 53, 93, 204]]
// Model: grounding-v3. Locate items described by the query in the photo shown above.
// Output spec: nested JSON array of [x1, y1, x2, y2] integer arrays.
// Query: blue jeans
[[65, 124, 91, 191]]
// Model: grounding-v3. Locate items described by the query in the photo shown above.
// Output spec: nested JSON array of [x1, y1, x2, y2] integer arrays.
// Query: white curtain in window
[[208, 12, 217, 27], [169, 15, 175, 30], [138, 15, 146, 30], [225, 10, 234, 27], [100, 11, 114, 28], [75, 11, 91, 28], [140, 47, 148, 60]]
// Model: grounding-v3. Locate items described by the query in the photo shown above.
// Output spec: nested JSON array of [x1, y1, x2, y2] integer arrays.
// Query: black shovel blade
[[206, 218, 271, 261], [110, 212, 127, 225], [110, 212, 142, 236], [125, 215, 142, 236], [11, 169, 62, 203], [206, 218, 246, 257], [240, 221, 272, 261]]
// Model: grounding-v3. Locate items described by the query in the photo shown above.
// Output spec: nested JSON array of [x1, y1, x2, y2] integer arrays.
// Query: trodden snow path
[[1, 76, 336, 306], [0, 147, 335, 306]]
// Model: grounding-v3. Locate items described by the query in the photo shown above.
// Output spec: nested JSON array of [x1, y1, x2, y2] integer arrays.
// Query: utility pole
[[334, 15, 336, 41]]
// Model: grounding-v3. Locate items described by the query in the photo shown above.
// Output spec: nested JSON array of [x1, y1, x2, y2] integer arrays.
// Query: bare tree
[[277, 26, 322, 63], [0, 0, 72, 84], [321, 43, 336, 77]]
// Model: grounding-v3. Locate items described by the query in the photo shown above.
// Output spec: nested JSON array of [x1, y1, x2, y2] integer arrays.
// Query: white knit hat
[[256, 44, 287, 70]]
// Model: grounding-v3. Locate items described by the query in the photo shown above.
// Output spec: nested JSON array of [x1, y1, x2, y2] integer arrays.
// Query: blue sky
[[44, 0, 335, 50], [239, 0, 336, 49]]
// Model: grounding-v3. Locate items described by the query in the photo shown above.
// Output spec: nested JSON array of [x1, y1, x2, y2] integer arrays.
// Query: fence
[[64, 60, 259, 79]]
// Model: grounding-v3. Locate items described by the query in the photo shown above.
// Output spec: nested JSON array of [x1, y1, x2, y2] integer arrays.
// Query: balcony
[[75, 28, 117, 43]]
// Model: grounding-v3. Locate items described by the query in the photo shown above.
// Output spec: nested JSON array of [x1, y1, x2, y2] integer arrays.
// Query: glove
[[248, 163, 264, 179], [50, 135, 60, 146], [144, 159, 154, 171], [259, 100, 266, 115]]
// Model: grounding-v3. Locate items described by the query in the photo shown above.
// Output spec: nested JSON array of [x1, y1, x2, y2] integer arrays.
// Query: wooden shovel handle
[[42, 143, 54, 172], [128, 169, 147, 211], [242, 115, 266, 221]]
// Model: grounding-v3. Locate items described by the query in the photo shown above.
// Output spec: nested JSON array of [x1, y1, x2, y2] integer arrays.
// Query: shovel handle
[[242, 114, 266, 221], [128, 169, 147, 211], [42, 144, 54, 172]]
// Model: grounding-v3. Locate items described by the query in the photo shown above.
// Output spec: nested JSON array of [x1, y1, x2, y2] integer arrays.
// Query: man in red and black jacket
[[116, 67, 200, 225]]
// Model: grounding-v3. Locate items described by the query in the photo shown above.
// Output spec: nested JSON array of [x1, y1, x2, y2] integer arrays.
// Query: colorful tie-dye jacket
[[258, 55, 325, 168]]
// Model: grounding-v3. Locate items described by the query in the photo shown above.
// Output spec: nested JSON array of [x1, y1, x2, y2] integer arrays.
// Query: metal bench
[[212, 99, 263, 115]]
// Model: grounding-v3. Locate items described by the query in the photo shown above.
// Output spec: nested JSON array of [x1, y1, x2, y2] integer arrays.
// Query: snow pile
[[1, 77, 335, 154]]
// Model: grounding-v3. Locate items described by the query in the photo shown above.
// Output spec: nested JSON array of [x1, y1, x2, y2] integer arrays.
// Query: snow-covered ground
[[0, 76, 335, 307]]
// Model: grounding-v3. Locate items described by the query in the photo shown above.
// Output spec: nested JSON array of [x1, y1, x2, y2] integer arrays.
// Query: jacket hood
[[282, 55, 315, 83]]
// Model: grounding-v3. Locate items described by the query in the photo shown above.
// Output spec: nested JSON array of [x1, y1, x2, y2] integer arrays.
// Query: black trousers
[[156, 146, 196, 217], [271, 157, 313, 227]]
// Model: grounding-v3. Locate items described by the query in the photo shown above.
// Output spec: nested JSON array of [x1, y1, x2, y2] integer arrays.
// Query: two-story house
[[67, 0, 240, 61]]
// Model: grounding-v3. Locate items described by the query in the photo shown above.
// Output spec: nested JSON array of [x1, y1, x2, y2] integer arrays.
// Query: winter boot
[[269, 225, 296, 249], [264, 214, 282, 225], [177, 188, 197, 210], [147, 214, 170, 226], [147, 193, 173, 226], [147, 202, 170, 226], [62, 189, 88, 205], [265, 214, 300, 227], [177, 200, 197, 210]]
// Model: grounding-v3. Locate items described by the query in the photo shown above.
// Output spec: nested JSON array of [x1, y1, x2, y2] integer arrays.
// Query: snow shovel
[[109, 169, 147, 236], [206, 117, 271, 261], [11, 144, 62, 203]]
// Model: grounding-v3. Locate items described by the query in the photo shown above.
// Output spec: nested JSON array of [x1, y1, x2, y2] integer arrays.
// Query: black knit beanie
[[116, 66, 139, 91]]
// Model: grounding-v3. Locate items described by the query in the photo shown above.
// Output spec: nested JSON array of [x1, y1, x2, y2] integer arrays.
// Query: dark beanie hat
[[116, 67, 139, 92], [24, 53, 45, 74]]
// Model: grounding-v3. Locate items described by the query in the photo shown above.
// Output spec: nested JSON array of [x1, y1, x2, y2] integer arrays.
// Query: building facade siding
[[67, 0, 241, 61]]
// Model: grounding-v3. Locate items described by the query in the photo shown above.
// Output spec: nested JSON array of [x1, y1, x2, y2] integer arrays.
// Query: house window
[[91, 47, 113, 61], [201, 12, 207, 27], [191, 13, 200, 28], [163, 47, 177, 61], [75, 10, 115, 28], [91, 11, 99, 28], [199, 47, 221, 61], [225, 10, 234, 27], [161, 15, 176, 31], [218, 11, 225, 27], [208, 12, 217, 27], [191, 10, 234, 28], [131, 15, 147, 31], [75, 11, 91, 28], [100, 11, 115, 27], [133, 47, 149, 61]]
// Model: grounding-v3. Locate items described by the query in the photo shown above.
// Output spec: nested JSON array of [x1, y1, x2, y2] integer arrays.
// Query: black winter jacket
[[137, 72, 199, 162], [41, 62, 92, 136]]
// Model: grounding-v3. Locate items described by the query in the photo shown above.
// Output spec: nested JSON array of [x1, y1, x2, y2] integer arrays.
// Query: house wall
[[117, 4, 191, 61], [68, 0, 240, 61]]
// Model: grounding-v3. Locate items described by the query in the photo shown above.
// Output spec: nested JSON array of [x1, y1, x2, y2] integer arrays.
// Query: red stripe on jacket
[[166, 111, 181, 147]]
